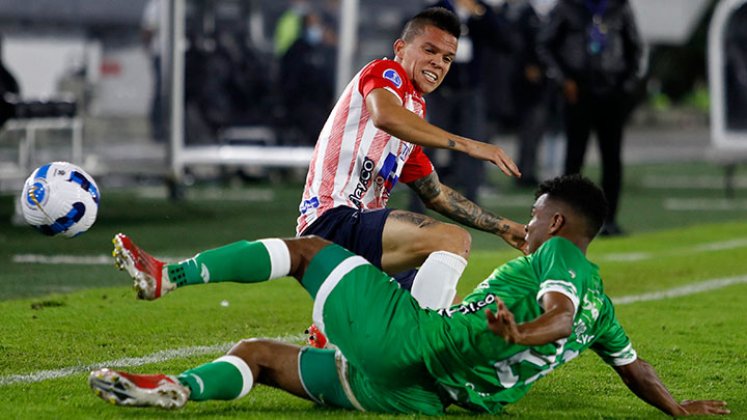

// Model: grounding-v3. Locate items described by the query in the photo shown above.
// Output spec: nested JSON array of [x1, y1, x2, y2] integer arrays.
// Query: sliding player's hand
[[678, 400, 730, 416], [486, 298, 521, 343]]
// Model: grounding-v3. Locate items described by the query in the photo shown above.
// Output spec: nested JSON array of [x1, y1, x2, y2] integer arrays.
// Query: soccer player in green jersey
[[89, 175, 728, 416]]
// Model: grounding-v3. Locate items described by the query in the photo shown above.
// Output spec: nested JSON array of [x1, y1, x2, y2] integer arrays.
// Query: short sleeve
[[400, 145, 434, 184], [532, 238, 587, 315], [359, 60, 409, 105], [591, 303, 638, 366]]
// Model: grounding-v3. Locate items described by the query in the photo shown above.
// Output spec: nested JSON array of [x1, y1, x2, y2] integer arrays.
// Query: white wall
[[3, 35, 95, 98], [629, 0, 712, 45]]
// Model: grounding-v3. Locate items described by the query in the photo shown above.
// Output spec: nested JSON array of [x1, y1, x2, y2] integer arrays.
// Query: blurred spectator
[[274, 0, 310, 58], [0, 34, 20, 129], [725, 4, 747, 130], [415, 0, 516, 206], [141, 0, 165, 142], [279, 11, 337, 146], [513, 0, 558, 188], [184, 29, 272, 143], [537, 0, 643, 236]]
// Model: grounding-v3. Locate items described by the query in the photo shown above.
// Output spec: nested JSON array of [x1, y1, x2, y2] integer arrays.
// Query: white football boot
[[89, 368, 190, 409]]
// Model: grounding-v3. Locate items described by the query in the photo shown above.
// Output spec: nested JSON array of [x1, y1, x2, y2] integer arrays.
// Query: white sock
[[258, 239, 291, 280], [213, 355, 255, 399], [410, 251, 467, 309]]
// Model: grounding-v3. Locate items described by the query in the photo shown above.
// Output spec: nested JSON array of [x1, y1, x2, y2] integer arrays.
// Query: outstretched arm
[[486, 292, 574, 346], [366, 89, 521, 177], [613, 359, 729, 416], [408, 172, 527, 252]]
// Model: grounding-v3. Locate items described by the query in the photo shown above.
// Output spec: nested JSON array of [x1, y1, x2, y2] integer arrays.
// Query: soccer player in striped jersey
[[296, 7, 525, 316], [90, 175, 728, 416]]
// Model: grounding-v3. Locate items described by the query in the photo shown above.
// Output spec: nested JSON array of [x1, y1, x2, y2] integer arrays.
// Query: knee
[[228, 338, 271, 365], [297, 235, 331, 249], [286, 235, 331, 279], [412, 223, 471, 260]]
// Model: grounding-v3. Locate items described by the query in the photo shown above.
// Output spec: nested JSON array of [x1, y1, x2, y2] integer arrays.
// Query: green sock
[[166, 238, 290, 287], [177, 355, 254, 401]]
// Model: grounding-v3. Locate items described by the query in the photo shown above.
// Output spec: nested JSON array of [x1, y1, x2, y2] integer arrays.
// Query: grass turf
[[1, 221, 745, 418], [0, 161, 745, 417]]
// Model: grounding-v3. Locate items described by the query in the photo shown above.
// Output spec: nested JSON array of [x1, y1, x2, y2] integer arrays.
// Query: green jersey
[[421, 237, 637, 413], [304, 239, 636, 415]]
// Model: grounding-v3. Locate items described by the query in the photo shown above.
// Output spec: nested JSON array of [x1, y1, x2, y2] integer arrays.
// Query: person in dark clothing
[[417, 0, 516, 205], [537, 0, 643, 236], [0, 35, 19, 129], [725, 4, 747, 130], [279, 11, 336, 146], [513, 0, 559, 188]]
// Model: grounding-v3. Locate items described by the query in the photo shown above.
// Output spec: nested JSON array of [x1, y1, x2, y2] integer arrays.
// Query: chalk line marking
[[3, 274, 747, 388], [664, 198, 747, 211], [12, 254, 187, 265], [641, 175, 747, 189], [598, 237, 747, 262], [0, 333, 305, 387], [612, 274, 747, 305], [14, 238, 747, 267], [12, 254, 113, 265]]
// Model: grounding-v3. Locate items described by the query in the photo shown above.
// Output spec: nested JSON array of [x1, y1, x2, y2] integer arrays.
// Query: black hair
[[535, 175, 609, 238], [401, 7, 461, 42]]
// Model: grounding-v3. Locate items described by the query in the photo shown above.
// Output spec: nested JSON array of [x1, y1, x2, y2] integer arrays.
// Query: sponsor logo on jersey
[[374, 153, 400, 200], [349, 157, 376, 207], [438, 293, 496, 318], [299, 196, 320, 214], [383, 69, 402, 88]]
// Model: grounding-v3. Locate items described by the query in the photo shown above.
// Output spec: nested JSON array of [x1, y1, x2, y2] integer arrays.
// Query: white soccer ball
[[20, 161, 100, 237]]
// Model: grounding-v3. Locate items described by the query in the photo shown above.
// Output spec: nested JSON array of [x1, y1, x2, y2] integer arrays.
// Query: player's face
[[524, 194, 556, 254], [393, 25, 458, 94]]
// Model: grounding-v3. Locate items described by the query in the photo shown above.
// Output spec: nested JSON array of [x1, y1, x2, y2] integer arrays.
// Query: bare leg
[[381, 210, 470, 273], [284, 235, 332, 281], [226, 338, 310, 400], [381, 210, 470, 308]]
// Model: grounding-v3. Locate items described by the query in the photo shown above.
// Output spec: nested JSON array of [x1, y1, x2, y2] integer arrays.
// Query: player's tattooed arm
[[408, 172, 443, 202], [408, 173, 527, 251]]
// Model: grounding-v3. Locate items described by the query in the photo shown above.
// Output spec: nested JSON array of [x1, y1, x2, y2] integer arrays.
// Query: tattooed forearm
[[434, 185, 510, 235], [408, 172, 442, 202], [408, 175, 513, 236], [447, 138, 457, 149]]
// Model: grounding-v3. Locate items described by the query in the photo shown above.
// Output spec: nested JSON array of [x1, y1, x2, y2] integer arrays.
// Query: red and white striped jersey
[[296, 59, 434, 235]]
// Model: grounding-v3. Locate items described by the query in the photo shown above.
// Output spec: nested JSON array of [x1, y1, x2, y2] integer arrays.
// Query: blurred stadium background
[[0, 0, 744, 194], [1, 1, 747, 417], [0, 0, 744, 274]]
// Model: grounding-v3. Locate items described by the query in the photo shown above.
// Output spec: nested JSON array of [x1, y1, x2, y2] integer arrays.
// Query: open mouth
[[422, 70, 438, 83]]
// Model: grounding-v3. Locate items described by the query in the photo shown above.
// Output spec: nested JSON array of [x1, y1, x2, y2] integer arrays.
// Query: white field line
[[641, 175, 747, 189], [136, 187, 274, 202], [13, 254, 114, 265], [612, 274, 747, 305], [0, 333, 305, 387], [3, 275, 747, 388], [598, 237, 747, 262], [664, 198, 747, 211], [12, 254, 187, 265], [17, 236, 747, 266]]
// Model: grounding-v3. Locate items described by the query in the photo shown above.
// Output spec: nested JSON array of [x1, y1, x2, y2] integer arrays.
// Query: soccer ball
[[20, 161, 100, 237]]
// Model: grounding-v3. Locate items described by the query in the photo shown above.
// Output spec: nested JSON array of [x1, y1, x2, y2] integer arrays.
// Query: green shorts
[[299, 244, 446, 415], [298, 347, 357, 409]]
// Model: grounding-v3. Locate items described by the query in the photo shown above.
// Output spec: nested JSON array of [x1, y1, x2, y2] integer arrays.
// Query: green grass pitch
[[1, 162, 745, 418]]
